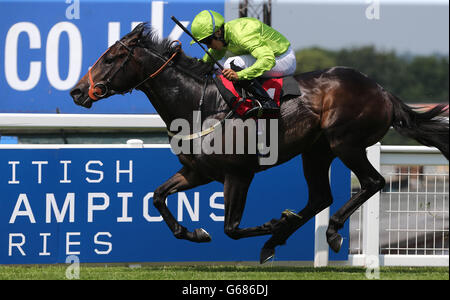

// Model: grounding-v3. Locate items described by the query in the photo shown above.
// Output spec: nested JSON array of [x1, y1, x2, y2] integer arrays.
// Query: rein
[[128, 40, 182, 91], [167, 110, 235, 141], [167, 75, 235, 141]]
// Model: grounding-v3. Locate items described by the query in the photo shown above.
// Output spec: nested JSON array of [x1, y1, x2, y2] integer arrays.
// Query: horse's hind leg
[[260, 142, 335, 263], [222, 172, 274, 240], [326, 147, 385, 252], [153, 166, 213, 243]]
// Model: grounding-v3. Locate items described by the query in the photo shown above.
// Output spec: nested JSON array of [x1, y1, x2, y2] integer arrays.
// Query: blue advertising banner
[[0, 0, 224, 114], [0, 146, 350, 264]]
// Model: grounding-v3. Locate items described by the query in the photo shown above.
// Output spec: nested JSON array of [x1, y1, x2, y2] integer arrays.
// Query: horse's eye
[[104, 56, 114, 65]]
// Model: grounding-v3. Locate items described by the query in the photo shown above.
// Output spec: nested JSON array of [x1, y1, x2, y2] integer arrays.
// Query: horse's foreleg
[[223, 172, 273, 240], [153, 167, 213, 243], [260, 143, 335, 263]]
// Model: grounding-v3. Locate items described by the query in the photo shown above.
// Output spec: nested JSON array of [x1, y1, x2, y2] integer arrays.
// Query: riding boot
[[243, 80, 280, 117]]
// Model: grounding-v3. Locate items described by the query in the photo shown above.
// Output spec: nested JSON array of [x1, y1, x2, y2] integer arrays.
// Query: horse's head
[[70, 23, 149, 108]]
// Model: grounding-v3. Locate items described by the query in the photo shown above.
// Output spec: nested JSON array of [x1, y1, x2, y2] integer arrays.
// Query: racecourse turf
[[0, 265, 447, 280]]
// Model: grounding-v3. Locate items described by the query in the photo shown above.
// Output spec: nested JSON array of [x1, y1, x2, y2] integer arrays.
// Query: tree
[[294, 46, 449, 104], [295, 47, 336, 74], [404, 56, 449, 102]]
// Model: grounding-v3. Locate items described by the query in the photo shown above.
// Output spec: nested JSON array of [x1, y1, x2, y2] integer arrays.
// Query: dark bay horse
[[70, 23, 449, 263]]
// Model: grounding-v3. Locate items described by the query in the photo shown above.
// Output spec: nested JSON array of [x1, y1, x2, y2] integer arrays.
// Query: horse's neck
[[140, 72, 227, 129]]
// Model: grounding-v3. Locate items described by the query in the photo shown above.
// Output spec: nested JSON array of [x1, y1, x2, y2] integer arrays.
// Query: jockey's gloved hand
[[222, 68, 239, 81]]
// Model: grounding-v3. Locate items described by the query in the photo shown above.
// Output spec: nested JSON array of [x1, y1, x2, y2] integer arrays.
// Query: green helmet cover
[[190, 10, 225, 45]]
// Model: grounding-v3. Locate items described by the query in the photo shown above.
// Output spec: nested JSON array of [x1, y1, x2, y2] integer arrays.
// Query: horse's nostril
[[70, 88, 81, 98], [70, 88, 84, 102]]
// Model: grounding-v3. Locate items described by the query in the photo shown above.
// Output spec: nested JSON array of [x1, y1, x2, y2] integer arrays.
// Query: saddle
[[213, 71, 301, 118]]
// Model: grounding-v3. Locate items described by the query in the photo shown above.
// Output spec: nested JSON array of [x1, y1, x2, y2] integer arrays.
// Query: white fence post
[[127, 139, 144, 148], [363, 143, 381, 267], [314, 207, 330, 267]]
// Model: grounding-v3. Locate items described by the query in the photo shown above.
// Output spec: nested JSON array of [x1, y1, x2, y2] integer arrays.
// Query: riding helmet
[[190, 10, 225, 45]]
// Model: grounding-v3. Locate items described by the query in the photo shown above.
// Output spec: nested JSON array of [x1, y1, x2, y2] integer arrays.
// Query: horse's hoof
[[193, 228, 212, 243], [327, 233, 343, 253], [260, 248, 275, 264]]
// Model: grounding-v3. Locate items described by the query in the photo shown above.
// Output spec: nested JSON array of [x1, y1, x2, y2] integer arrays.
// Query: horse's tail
[[389, 94, 449, 160]]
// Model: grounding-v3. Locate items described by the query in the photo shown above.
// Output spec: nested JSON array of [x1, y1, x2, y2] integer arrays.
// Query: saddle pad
[[213, 74, 301, 117]]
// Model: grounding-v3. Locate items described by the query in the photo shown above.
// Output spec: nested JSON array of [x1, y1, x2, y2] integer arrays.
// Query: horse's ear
[[132, 22, 147, 37], [126, 23, 147, 46]]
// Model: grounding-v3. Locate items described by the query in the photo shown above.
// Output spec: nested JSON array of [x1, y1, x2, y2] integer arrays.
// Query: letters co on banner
[[0, 0, 224, 114]]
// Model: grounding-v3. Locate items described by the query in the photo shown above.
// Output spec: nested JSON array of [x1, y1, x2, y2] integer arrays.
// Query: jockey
[[190, 10, 296, 116]]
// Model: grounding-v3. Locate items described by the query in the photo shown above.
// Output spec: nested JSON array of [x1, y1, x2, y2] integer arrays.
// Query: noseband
[[88, 39, 181, 101]]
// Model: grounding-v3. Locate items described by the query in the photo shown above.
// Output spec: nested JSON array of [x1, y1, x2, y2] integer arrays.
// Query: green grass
[[0, 265, 447, 280]]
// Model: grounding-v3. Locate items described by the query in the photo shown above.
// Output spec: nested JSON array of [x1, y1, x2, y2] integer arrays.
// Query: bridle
[[88, 39, 181, 101]]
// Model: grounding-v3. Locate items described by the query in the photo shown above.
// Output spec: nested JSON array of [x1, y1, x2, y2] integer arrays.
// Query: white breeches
[[218, 46, 297, 78]]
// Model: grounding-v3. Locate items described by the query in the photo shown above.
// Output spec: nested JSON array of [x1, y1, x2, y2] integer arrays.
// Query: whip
[[171, 16, 224, 70]]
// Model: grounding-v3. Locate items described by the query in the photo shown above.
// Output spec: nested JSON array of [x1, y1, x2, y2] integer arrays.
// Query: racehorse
[[70, 23, 449, 263]]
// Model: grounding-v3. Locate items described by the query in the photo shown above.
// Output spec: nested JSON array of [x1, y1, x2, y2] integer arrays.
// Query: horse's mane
[[128, 22, 214, 79]]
